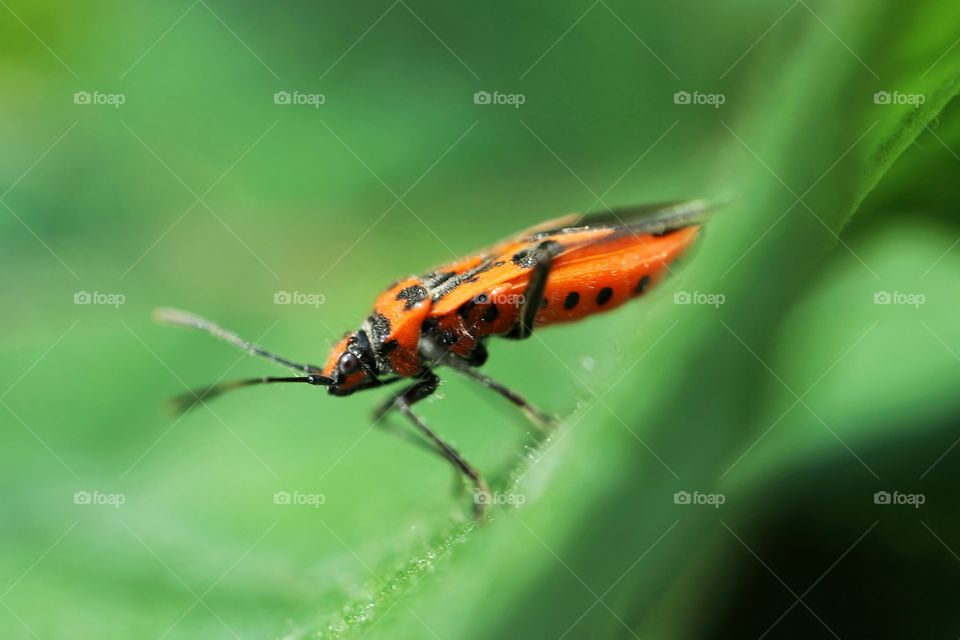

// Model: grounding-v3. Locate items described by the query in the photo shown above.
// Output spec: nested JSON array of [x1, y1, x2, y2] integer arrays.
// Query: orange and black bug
[[157, 199, 711, 516]]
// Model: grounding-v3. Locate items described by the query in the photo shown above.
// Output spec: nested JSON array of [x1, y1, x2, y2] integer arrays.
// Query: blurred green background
[[2, 1, 959, 638]]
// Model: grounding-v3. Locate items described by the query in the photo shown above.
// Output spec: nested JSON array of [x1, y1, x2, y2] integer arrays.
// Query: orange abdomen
[[534, 226, 699, 327], [461, 225, 699, 337]]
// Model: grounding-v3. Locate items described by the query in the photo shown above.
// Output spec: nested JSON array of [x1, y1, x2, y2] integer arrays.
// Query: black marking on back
[[396, 285, 428, 310], [431, 259, 498, 301], [512, 240, 562, 269], [421, 270, 456, 289], [564, 291, 580, 310], [482, 304, 499, 323], [367, 312, 391, 345]]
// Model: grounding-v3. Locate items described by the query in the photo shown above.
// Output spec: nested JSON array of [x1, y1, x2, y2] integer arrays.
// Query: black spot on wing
[[596, 287, 613, 306], [635, 275, 651, 295], [396, 285, 428, 310], [482, 304, 499, 323], [564, 291, 580, 310]]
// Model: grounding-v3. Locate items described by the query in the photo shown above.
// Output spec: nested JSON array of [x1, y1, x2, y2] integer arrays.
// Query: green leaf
[[1, 2, 958, 639]]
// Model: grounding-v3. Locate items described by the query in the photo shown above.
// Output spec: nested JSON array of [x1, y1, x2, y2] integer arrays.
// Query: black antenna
[[155, 308, 330, 378], [155, 308, 334, 412], [169, 375, 323, 414]]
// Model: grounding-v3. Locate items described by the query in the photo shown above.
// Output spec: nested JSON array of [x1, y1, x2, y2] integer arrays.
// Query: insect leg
[[438, 355, 554, 431], [375, 373, 491, 516], [510, 241, 562, 340], [371, 384, 445, 456]]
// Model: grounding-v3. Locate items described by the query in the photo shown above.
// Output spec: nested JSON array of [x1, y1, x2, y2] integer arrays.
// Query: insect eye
[[337, 352, 360, 375]]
